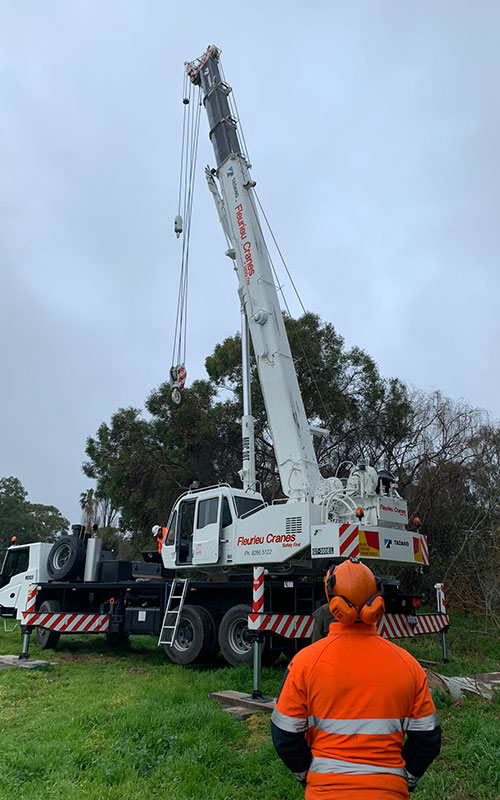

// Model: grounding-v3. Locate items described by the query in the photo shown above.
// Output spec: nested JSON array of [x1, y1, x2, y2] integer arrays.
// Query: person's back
[[271, 559, 441, 799]]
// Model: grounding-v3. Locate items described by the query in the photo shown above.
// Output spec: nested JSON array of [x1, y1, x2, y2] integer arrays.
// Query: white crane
[[159, 46, 425, 573]]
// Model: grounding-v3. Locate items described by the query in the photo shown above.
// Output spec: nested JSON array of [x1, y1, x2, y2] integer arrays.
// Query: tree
[[79, 488, 133, 558], [79, 488, 119, 532], [0, 476, 69, 549], [83, 381, 242, 548]]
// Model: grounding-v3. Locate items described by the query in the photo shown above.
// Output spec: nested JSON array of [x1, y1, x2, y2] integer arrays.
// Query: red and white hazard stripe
[[377, 613, 449, 639], [22, 611, 110, 634], [339, 524, 359, 558], [253, 566, 264, 614], [248, 612, 315, 639], [377, 614, 414, 639], [420, 535, 429, 565], [434, 583, 446, 613], [24, 585, 38, 613], [248, 611, 448, 642], [177, 364, 186, 390], [413, 613, 449, 635]]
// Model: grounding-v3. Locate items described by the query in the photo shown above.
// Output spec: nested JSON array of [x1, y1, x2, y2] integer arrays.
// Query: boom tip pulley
[[185, 45, 220, 85]]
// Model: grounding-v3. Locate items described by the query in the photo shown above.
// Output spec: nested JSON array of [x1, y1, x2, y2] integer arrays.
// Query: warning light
[[10, 536, 17, 543], [109, 597, 115, 605], [355, 507, 364, 521], [412, 598, 421, 608], [413, 517, 422, 529]]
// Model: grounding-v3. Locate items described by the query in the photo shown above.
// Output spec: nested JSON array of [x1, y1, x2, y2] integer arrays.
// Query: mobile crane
[[161, 45, 425, 574], [0, 46, 448, 668]]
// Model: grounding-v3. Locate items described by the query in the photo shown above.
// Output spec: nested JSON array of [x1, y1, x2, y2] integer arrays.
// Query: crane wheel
[[218, 604, 254, 666], [35, 600, 61, 649], [163, 605, 217, 665], [218, 604, 282, 666]]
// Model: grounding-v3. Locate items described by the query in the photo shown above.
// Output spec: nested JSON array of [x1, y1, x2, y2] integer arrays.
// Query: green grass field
[[0, 614, 498, 800]]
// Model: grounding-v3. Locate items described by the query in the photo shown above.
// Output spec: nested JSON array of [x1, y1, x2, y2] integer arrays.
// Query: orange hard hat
[[325, 558, 378, 609]]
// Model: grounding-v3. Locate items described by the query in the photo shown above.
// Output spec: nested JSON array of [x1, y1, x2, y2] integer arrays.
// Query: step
[[209, 690, 276, 714], [224, 705, 254, 721]]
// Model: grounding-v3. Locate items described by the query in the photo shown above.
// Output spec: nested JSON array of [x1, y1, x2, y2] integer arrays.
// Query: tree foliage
[[0, 477, 69, 549]]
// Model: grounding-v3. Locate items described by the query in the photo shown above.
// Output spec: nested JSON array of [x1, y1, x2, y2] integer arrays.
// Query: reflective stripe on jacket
[[271, 621, 441, 800]]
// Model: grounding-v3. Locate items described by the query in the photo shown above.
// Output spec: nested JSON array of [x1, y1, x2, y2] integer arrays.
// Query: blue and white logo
[[227, 166, 234, 177], [384, 538, 392, 548]]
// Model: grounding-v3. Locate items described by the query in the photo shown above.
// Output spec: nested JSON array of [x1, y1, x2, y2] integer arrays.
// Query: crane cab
[[160, 485, 265, 569]]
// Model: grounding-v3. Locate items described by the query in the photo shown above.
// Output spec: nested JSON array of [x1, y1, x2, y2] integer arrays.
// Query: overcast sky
[[1, 1, 499, 526]]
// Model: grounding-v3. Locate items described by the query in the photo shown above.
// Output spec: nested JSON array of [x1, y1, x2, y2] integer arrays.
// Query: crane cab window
[[165, 511, 177, 546], [222, 497, 232, 528], [0, 547, 29, 588], [197, 498, 219, 529], [234, 496, 264, 519]]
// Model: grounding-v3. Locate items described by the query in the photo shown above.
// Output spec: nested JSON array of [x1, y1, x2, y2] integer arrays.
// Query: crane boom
[[187, 46, 322, 500]]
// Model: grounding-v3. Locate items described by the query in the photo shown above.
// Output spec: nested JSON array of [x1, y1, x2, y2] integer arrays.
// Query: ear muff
[[328, 594, 359, 625], [359, 593, 385, 624], [325, 564, 336, 602]]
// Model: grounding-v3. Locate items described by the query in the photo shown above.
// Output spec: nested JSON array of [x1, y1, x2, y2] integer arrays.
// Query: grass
[[0, 615, 498, 800]]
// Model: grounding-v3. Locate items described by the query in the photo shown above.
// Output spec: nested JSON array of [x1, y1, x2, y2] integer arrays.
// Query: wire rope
[[172, 80, 202, 373]]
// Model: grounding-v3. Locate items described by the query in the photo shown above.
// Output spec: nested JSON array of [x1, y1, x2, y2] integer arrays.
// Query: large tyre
[[35, 600, 61, 649], [163, 605, 217, 665], [218, 604, 253, 666], [203, 607, 221, 660], [47, 536, 86, 581]]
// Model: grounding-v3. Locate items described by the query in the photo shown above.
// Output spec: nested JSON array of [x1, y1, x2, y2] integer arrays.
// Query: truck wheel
[[35, 600, 61, 649], [47, 536, 86, 581], [163, 605, 217, 665], [218, 604, 253, 666], [204, 608, 221, 660]]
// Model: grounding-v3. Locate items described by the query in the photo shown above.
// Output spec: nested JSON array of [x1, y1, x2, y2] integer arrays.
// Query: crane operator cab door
[[176, 499, 196, 565], [192, 493, 222, 565]]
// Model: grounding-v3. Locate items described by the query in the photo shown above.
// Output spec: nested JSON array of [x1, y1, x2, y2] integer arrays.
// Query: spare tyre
[[47, 536, 86, 581]]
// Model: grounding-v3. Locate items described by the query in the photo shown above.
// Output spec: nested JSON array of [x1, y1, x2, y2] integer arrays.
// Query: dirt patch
[[242, 713, 270, 750], [57, 653, 113, 663]]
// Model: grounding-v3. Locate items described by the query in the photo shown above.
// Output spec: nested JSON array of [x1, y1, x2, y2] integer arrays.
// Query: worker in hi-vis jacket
[[271, 558, 441, 799]]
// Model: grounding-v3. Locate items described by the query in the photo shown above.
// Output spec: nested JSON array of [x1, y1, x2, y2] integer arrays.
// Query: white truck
[[0, 46, 448, 666]]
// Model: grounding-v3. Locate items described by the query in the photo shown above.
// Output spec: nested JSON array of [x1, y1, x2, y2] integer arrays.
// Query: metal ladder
[[158, 578, 189, 647]]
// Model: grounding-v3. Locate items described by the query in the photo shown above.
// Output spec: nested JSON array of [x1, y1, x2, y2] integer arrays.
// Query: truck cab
[[0, 543, 52, 619]]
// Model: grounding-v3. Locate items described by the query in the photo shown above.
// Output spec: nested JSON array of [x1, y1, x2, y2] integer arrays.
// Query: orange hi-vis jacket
[[157, 527, 167, 554], [271, 622, 441, 799]]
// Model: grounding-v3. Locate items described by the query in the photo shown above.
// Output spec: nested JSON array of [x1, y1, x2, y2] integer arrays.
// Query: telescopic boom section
[[186, 47, 322, 500]]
